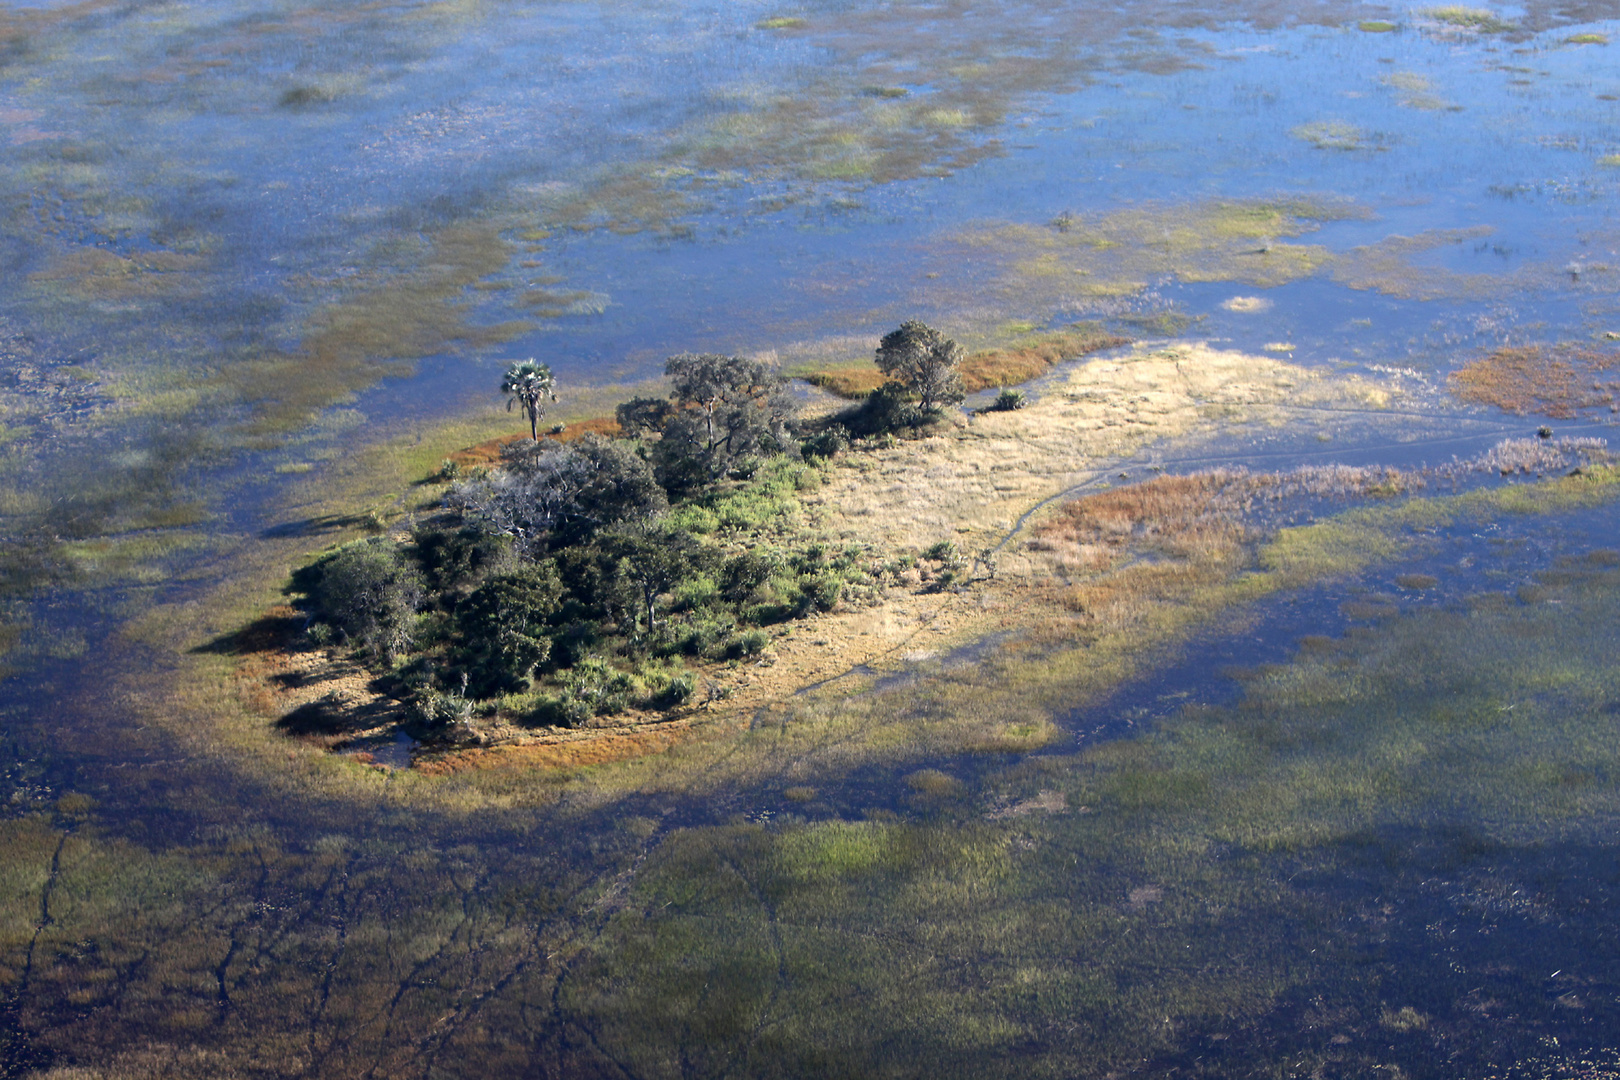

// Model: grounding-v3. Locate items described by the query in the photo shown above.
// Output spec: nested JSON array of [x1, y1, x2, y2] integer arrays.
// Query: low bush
[[560, 656, 639, 718], [725, 628, 771, 659], [801, 425, 850, 461], [639, 662, 697, 709], [983, 388, 1027, 412]]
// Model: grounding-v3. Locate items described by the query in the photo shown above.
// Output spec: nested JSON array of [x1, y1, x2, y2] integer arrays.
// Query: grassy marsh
[[11, 369, 1620, 1077], [16, 532, 1620, 1076], [491, 533, 1620, 1076]]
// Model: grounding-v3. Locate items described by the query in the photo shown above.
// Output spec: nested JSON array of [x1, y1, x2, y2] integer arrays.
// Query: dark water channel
[[7, 0, 1620, 1075]]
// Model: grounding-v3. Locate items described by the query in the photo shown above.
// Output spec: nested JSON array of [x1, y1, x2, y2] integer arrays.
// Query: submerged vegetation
[[1291, 120, 1384, 152]]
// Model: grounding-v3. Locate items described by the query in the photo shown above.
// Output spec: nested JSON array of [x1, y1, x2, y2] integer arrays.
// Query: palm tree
[[501, 359, 558, 441]]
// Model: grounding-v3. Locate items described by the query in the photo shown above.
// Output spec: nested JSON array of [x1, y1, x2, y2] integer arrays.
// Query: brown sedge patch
[[447, 415, 624, 469], [804, 327, 1129, 400], [1449, 343, 1620, 418]]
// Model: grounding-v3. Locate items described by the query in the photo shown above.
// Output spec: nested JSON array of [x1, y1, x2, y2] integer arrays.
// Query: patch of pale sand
[[804, 343, 1393, 559]]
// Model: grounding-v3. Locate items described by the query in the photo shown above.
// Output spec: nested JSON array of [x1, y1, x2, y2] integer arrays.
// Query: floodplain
[[4, 0, 1620, 1076]]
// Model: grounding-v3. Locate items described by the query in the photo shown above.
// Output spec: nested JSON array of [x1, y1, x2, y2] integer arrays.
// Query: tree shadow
[[192, 611, 305, 656], [275, 692, 402, 738], [260, 513, 383, 539]]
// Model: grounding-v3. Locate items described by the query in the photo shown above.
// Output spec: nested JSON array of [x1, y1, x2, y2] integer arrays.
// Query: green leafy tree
[[501, 358, 558, 441], [457, 563, 564, 696], [614, 396, 673, 436], [287, 538, 423, 662], [591, 527, 705, 633], [653, 353, 798, 491], [874, 320, 965, 412]]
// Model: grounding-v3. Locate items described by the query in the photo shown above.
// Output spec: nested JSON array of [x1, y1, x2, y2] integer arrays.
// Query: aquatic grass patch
[[1290, 120, 1386, 151], [1329, 226, 1510, 301], [1421, 6, 1517, 33], [948, 199, 1364, 310], [1568, 32, 1609, 45], [0, 805, 648, 1078], [1358, 19, 1399, 31], [1381, 71, 1455, 110]]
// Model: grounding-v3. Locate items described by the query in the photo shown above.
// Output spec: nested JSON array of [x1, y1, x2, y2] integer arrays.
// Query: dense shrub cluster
[[288, 351, 888, 732]]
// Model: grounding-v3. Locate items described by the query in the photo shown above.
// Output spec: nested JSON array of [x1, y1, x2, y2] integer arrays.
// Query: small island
[[257, 322, 1418, 773], [271, 322, 1064, 763]]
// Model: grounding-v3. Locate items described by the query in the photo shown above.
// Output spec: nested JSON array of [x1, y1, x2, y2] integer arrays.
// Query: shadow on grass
[[191, 611, 305, 656], [261, 512, 384, 539], [275, 692, 401, 738]]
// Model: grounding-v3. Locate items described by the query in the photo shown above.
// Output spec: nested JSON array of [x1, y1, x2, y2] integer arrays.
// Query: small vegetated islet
[[286, 326, 977, 739]]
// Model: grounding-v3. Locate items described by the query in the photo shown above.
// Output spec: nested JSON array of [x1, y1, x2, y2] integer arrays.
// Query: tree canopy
[[874, 321, 965, 413], [652, 353, 798, 491], [286, 537, 423, 661], [447, 433, 667, 554]]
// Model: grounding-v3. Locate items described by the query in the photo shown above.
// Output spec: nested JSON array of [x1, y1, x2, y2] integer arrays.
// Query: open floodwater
[[6, 0, 1620, 1076]]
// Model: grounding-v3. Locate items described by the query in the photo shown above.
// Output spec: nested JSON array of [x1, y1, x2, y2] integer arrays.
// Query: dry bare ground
[[805, 342, 1391, 557]]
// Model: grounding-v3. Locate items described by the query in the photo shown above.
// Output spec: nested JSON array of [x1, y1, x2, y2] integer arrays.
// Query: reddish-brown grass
[[804, 327, 1130, 400], [1450, 344, 1620, 418], [448, 415, 623, 469], [961, 328, 1131, 392], [1030, 472, 1255, 571], [805, 367, 888, 399]]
